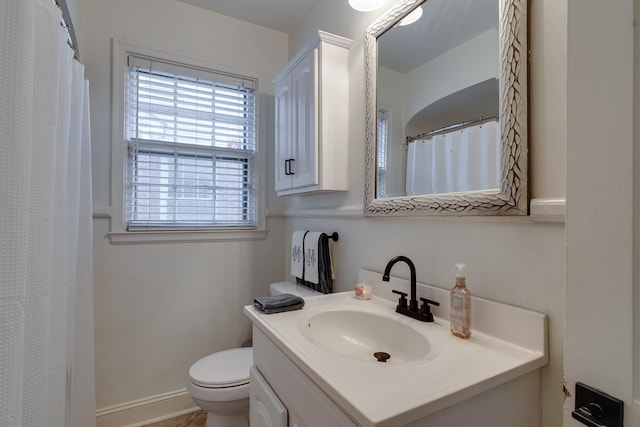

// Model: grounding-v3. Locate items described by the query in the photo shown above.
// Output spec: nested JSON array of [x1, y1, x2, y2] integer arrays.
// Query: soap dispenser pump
[[450, 263, 471, 339]]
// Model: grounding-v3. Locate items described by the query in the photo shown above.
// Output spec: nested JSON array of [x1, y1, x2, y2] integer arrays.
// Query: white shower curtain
[[0, 1, 95, 426], [406, 120, 500, 195]]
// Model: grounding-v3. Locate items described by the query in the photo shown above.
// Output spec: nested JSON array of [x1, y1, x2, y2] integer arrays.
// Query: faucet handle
[[419, 298, 440, 322], [420, 297, 440, 307], [392, 289, 408, 309]]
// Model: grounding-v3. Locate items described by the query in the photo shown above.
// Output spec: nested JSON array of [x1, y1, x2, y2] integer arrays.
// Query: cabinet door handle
[[288, 158, 295, 175], [284, 159, 291, 175]]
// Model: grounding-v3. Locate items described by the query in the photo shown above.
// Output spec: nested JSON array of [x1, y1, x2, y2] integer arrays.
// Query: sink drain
[[373, 352, 391, 363]]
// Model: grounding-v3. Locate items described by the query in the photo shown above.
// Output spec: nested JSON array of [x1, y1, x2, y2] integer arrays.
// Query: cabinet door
[[290, 48, 318, 189], [274, 75, 293, 192], [253, 327, 357, 427], [250, 367, 287, 427]]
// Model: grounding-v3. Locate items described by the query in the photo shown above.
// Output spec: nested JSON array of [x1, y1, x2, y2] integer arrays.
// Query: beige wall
[[82, 0, 638, 425], [81, 0, 289, 413], [281, 1, 567, 426], [565, 0, 636, 424]]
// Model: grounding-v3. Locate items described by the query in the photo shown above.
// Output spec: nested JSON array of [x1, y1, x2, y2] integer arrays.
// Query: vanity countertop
[[244, 285, 547, 427]]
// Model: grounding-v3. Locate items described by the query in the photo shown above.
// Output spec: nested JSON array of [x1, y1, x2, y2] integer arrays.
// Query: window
[[125, 54, 257, 230], [376, 108, 389, 199]]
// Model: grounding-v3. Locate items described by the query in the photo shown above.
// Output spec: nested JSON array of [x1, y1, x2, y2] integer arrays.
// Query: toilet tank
[[269, 281, 323, 297]]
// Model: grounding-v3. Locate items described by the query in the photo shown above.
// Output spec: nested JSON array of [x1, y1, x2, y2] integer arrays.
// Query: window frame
[[376, 107, 390, 199], [110, 40, 266, 244]]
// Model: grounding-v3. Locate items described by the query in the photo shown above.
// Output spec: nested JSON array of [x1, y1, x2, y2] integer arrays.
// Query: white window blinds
[[376, 109, 388, 199], [126, 55, 257, 230]]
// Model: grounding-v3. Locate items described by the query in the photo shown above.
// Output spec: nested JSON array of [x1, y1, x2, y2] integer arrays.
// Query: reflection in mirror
[[364, 0, 528, 216]]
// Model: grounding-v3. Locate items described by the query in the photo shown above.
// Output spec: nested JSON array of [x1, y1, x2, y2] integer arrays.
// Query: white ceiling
[[176, 0, 316, 33], [176, 0, 498, 75], [378, 0, 498, 73]]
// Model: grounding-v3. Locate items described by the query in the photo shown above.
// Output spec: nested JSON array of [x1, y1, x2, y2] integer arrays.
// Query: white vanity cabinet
[[251, 327, 357, 427], [245, 287, 547, 427], [273, 31, 351, 196], [249, 366, 287, 427]]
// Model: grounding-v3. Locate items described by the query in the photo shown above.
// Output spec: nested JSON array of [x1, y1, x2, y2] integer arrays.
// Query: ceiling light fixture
[[398, 6, 423, 26], [348, 0, 385, 12]]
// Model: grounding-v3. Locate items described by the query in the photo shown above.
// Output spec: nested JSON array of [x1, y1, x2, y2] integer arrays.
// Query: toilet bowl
[[187, 282, 322, 427], [188, 347, 252, 427]]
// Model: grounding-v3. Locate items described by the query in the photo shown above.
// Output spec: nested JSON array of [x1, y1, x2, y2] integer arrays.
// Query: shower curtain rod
[[53, 0, 78, 59], [405, 114, 498, 144]]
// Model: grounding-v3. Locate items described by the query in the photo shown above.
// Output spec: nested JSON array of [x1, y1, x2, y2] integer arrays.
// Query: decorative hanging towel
[[290, 230, 305, 280]]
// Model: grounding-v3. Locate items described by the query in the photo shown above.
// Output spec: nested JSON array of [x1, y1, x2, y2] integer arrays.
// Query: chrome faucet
[[382, 255, 439, 322]]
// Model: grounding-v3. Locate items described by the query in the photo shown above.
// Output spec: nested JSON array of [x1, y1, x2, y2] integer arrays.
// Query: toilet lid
[[189, 347, 252, 388]]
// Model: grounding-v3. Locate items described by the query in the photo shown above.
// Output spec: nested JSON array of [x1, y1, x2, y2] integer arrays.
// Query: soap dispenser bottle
[[450, 263, 471, 339]]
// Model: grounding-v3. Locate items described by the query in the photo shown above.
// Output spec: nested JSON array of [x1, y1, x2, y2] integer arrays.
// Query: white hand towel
[[290, 230, 305, 279], [303, 232, 323, 285]]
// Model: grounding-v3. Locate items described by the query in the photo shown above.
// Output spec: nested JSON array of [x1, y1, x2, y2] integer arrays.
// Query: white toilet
[[187, 282, 321, 427]]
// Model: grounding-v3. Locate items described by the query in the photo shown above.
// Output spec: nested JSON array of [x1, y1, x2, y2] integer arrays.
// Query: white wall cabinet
[[273, 31, 352, 196]]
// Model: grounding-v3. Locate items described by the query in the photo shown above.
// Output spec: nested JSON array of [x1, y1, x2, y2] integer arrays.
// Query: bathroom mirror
[[364, 0, 528, 216]]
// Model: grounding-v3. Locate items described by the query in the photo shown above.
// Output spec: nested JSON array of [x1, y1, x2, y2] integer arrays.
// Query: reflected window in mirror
[[377, 108, 389, 199]]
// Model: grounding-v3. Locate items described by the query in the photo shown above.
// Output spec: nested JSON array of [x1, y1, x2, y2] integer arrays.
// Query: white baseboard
[[96, 389, 199, 427]]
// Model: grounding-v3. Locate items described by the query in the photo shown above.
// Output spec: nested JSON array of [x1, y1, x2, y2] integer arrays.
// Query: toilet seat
[[189, 347, 252, 388]]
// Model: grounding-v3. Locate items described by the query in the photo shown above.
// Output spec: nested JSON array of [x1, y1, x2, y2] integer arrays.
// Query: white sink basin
[[300, 308, 434, 363]]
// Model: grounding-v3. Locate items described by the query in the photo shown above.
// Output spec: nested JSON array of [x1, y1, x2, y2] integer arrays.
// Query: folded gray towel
[[254, 293, 305, 314]]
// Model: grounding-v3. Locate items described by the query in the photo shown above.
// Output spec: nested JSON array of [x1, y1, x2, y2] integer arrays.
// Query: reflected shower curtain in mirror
[[0, 1, 95, 426], [406, 120, 500, 196]]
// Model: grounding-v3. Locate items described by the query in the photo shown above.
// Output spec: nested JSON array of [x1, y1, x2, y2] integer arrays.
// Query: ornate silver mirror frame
[[364, 0, 528, 216]]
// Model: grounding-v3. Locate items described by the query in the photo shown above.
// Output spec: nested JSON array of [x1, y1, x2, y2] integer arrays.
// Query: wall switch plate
[[572, 382, 623, 427]]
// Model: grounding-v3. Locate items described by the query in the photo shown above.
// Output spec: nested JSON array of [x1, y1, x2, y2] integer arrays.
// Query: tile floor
[[142, 410, 206, 427]]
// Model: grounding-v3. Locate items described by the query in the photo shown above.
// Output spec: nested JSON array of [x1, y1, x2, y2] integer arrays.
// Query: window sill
[[108, 228, 267, 244]]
